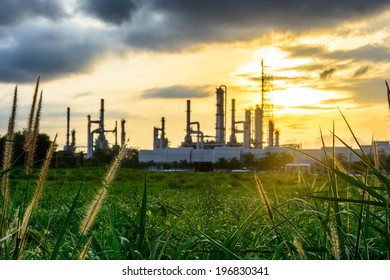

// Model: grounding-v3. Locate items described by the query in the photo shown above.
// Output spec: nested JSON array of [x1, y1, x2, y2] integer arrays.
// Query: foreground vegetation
[[0, 166, 388, 260], [0, 79, 389, 260]]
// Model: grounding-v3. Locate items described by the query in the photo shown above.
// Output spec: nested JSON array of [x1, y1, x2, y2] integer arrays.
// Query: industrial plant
[[138, 62, 390, 170], [60, 62, 390, 172], [63, 98, 127, 159]]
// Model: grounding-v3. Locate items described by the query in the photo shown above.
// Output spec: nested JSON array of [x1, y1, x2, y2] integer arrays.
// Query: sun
[[270, 87, 339, 113]]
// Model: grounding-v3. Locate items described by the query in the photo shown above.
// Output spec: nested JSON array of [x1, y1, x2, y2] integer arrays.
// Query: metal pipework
[[183, 100, 193, 146], [160, 117, 165, 149], [275, 129, 280, 146], [269, 120, 274, 147], [215, 85, 227, 145], [229, 99, 237, 144], [254, 105, 263, 149], [190, 121, 204, 149], [100, 99, 105, 133], [153, 117, 168, 150], [66, 107, 70, 147], [244, 108, 251, 149], [71, 129, 76, 148], [121, 119, 126, 147]]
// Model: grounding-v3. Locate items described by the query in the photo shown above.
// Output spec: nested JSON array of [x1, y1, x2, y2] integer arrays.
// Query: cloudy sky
[[1, 0, 390, 150]]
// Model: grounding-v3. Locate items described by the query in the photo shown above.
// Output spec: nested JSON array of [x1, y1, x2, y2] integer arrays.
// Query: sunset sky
[[1, 0, 390, 150]]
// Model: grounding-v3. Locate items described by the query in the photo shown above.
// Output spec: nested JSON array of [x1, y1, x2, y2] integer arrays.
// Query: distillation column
[[254, 105, 263, 149], [229, 99, 237, 145], [121, 119, 126, 147], [244, 109, 251, 149], [215, 86, 226, 145], [269, 120, 274, 147]]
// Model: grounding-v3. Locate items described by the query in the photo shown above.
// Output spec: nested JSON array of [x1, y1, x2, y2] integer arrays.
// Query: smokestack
[[269, 120, 274, 147], [100, 99, 105, 133], [121, 119, 126, 147], [87, 114, 92, 158], [216, 86, 226, 145], [229, 99, 237, 144], [254, 105, 262, 149], [66, 107, 70, 147], [183, 100, 192, 146], [244, 109, 251, 149], [71, 129, 76, 147], [275, 129, 280, 146], [115, 120, 118, 146]]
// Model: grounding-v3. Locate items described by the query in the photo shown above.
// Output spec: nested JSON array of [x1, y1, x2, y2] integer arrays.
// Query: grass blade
[[50, 183, 83, 260]]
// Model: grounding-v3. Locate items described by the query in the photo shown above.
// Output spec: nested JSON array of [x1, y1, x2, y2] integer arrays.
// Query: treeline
[[0, 131, 52, 168]]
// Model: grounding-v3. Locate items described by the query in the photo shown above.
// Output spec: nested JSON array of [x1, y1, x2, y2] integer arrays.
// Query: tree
[[0, 131, 53, 168], [256, 151, 293, 171]]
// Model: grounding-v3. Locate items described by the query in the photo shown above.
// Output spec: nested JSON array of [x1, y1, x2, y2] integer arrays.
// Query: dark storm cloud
[[320, 68, 336, 80], [79, 0, 138, 25], [0, 0, 66, 25], [142, 85, 212, 99], [2, 0, 390, 83], [124, 0, 390, 50], [0, 26, 104, 83], [330, 45, 390, 62]]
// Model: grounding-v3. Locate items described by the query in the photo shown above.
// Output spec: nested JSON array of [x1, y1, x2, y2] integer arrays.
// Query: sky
[[1, 0, 390, 151]]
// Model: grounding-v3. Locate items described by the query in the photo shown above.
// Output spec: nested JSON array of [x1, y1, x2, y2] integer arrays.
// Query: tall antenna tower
[[261, 59, 274, 147]]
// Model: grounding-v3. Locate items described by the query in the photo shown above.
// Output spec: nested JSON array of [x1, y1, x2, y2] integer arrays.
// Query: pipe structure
[[160, 117, 165, 149], [66, 107, 70, 147], [153, 127, 159, 150], [115, 121, 118, 147], [254, 105, 263, 149], [190, 121, 204, 149], [121, 119, 126, 147], [87, 115, 92, 158], [183, 100, 192, 146], [275, 129, 280, 146], [71, 129, 76, 148], [269, 120, 274, 147], [153, 117, 168, 150], [215, 86, 226, 145], [229, 99, 237, 145], [244, 108, 251, 149]]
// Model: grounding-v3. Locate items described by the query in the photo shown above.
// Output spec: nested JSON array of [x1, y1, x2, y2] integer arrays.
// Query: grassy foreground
[[1, 167, 388, 260]]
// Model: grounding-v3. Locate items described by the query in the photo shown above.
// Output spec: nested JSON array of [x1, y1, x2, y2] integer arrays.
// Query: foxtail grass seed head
[[24, 79, 41, 174], [78, 236, 93, 260], [79, 187, 108, 235], [18, 134, 57, 258], [255, 174, 274, 222], [1, 87, 18, 235], [79, 143, 127, 235], [294, 236, 307, 260], [328, 225, 341, 260]]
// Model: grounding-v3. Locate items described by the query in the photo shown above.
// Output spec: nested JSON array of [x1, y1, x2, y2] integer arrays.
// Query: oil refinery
[[61, 62, 390, 171]]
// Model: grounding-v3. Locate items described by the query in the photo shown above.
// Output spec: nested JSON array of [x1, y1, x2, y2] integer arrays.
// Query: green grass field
[[2, 166, 388, 260]]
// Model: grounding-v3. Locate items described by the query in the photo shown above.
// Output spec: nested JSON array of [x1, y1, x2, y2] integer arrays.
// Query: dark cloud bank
[[0, 0, 389, 83]]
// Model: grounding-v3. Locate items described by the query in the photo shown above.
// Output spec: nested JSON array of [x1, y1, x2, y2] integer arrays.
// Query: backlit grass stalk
[[293, 236, 307, 260], [79, 143, 127, 236], [18, 134, 57, 259], [0, 87, 18, 236], [254, 174, 274, 222], [328, 225, 341, 260], [78, 236, 93, 260], [24, 78, 41, 175]]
